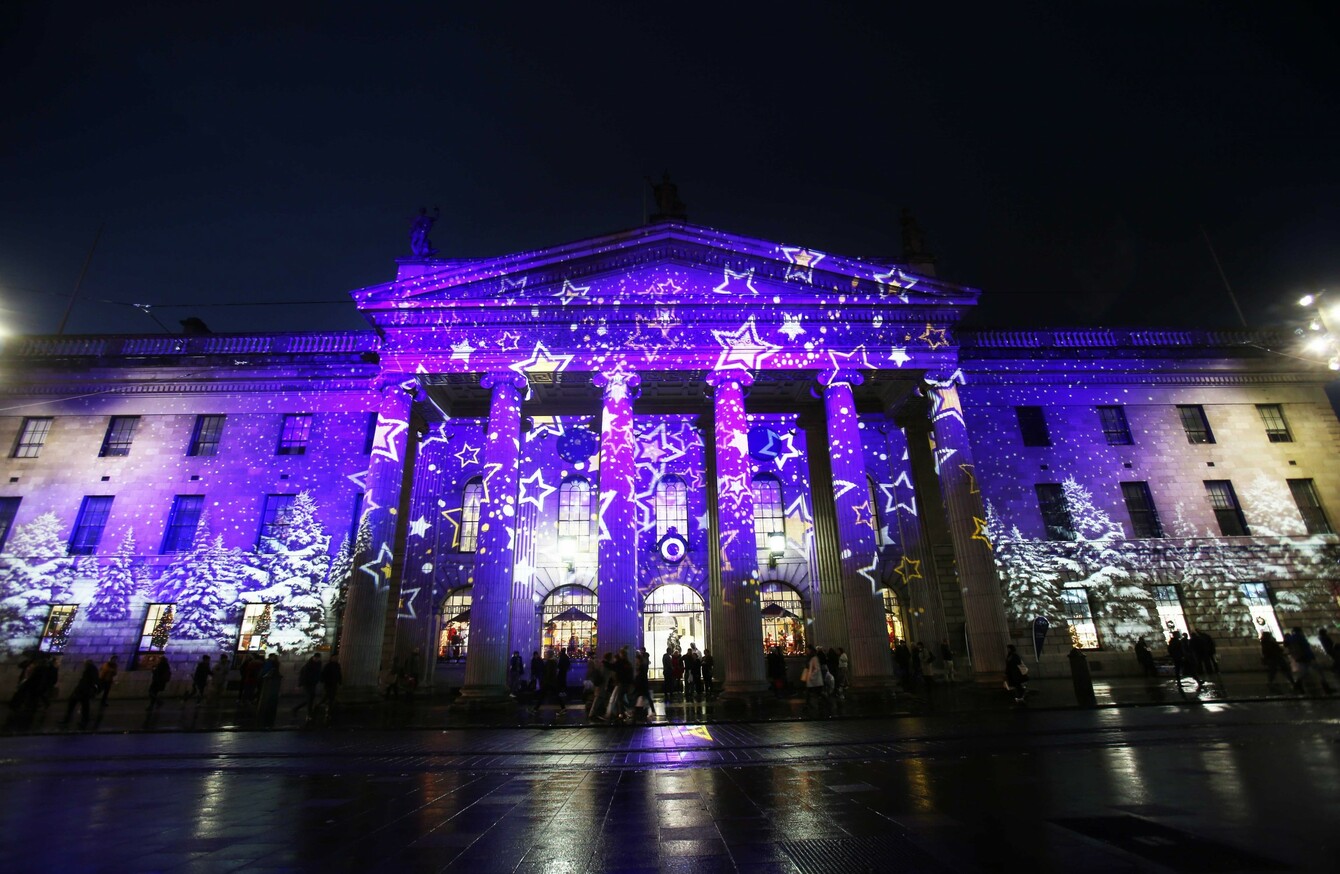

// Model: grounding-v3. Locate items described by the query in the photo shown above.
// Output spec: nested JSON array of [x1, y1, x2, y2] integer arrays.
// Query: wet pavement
[[2, 698, 1338, 872]]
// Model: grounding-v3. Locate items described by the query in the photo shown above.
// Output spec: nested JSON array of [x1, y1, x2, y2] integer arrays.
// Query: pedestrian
[[211, 654, 231, 702], [508, 650, 524, 695], [893, 639, 911, 688], [532, 653, 566, 715], [185, 655, 211, 702], [1199, 630, 1219, 673], [97, 655, 119, 706], [1168, 632, 1197, 683], [529, 650, 543, 695], [293, 654, 322, 715], [803, 645, 827, 714], [632, 647, 655, 719], [584, 654, 605, 712], [939, 638, 957, 682], [147, 655, 171, 710], [1285, 627, 1335, 695], [37, 655, 60, 709], [766, 645, 786, 697], [589, 653, 615, 721], [701, 648, 715, 699], [661, 646, 674, 700], [318, 657, 342, 722], [909, 642, 924, 688], [1318, 627, 1338, 678], [1188, 631, 1211, 676], [919, 642, 937, 694], [670, 649, 684, 699], [257, 653, 283, 727], [9, 654, 48, 712], [240, 654, 263, 705], [1005, 644, 1028, 703], [1260, 631, 1295, 691], [60, 659, 100, 729], [685, 644, 702, 701], [606, 646, 635, 722], [557, 648, 571, 695], [1134, 638, 1158, 678]]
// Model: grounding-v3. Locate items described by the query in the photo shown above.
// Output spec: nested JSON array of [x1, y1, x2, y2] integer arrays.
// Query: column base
[[454, 685, 514, 710]]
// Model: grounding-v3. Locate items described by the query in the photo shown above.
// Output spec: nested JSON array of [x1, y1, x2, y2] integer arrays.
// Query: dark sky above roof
[[2, 2, 1337, 338]]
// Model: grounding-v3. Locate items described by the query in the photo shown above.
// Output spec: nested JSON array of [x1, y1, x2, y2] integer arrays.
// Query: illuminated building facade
[[1, 221, 1336, 696]]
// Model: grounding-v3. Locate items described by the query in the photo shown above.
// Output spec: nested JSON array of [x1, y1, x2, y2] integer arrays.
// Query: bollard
[[1068, 647, 1097, 708]]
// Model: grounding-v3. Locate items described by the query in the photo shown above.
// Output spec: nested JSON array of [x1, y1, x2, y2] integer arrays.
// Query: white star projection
[[554, 278, 590, 306], [453, 442, 480, 466], [713, 267, 760, 297], [780, 246, 825, 284], [525, 416, 565, 443], [497, 331, 522, 352], [713, 318, 780, 372], [450, 340, 476, 365], [510, 341, 573, 378], [408, 516, 432, 538], [772, 431, 804, 470], [360, 541, 396, 593], [873, 265, 917, 302], [889, 346, 911, 367], [397, 586, 421, 619], [370, 417, 409, 463], [518, 470, 557, 512], [779, 314, 806, 341]]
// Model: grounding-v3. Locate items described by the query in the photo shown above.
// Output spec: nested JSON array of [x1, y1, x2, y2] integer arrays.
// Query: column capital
[[592, 363, 641, 401], [373, 373, 424, 399], [480, 371, 529, 393], [814, 367, 865, 394], [705, 368, 754, 393]]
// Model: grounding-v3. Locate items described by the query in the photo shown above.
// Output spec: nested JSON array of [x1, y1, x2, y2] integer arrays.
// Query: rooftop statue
[[648, 173, 687, 222], [409, 206, 440, 258]]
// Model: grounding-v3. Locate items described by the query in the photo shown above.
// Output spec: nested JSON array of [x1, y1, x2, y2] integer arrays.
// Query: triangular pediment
[[351, 221, 978, 313]]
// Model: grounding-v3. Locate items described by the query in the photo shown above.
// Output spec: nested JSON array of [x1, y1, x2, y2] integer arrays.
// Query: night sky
[[2, 2, 1337, 338]]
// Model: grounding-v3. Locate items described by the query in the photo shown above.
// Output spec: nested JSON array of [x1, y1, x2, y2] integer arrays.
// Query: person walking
[[508, 650, 524, 695], [529, 650, 543, 695], [293, 654, 322, 716], [97, 655, 119, 706], [318, 657, 342, 722], [632, 647, 655, 719], [606, 647, 635, 723], [1318, 627, 1338, 679], [1285, 627, 1335, 695], [257, 653, 283, 727], [60, 659, 100, 729], [557, 648, 571, 696], [1005, 644, 1028, 703], [939, 639, 957, 682], [1134, 638, 1158, 678], [185, 655, 211, 702], [661, 647, 674, 701], [240, 654, 263, 705], [766, 645, 786, 697], [893, 639, 911, 689], [684, 644, 703, 701], [146, 656, 171, 710], [701, 648, 715, 700], [1260, 631, 1296, 691], [803, 645, 827, 715], [532, 653, 565, 716], [589, 653, 616, 721]]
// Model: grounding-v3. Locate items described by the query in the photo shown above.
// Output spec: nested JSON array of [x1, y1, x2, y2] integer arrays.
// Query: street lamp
[[1298, 292, 1340, 371], [558, 536, 577, 572], [767, 532, 786, 568]]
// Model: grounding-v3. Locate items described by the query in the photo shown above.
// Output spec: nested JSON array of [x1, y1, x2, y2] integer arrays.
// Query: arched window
[[655, 475, 688, 541], [438, 587, 471, 662], [752, 475, 785, 553], [644, 583, 706, 677], [867, 475, 883, 544], [459, 477, 484, 552], [882, 588, 906, 647], [558, 477, 593, 554], [760, 581, 805, 655], [541, 585, 597, 660]]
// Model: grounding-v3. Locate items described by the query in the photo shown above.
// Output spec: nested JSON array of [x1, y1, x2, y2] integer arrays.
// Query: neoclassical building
[[2, 218, 1337, 697]]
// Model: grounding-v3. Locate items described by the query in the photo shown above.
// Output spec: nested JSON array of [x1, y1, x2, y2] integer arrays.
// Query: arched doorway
[[540, 585, 597, 660], [437, 586, 471, 662], [643, 583, 706, 678], [760, 581, 806, 655], [882, 588, 906, 647]]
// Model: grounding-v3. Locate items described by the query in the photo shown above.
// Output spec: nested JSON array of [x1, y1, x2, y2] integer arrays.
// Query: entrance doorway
[[643, 583, 706, 678]]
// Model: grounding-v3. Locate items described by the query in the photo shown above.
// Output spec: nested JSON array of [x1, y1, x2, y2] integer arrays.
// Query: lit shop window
[[1060, 587, 1100, 649], [1256, 404, 1292, 443], [644, 583, 706, 677], [39, 605, 78, 653], [541, 585, 597, 660], [654, 475, 688, 542], [237, 603, 271, 653], [1151, 585, 1189, 638], [68, 496, 114, 555], [138, 603, 175, 653], [277, 413, 312, 455], [760, 581, 805, 655], [882, 588, 906, 646], [99, 416, 139, 457], [12, 417, 53, 458], [458, 478, 483, 552], [1239, 583, 1284, 641], [187, 415, 225, 457], [438, 587, 471, 661]]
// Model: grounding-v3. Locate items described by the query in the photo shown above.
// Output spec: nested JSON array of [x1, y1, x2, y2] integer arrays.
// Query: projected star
[[497, 331, 522, 352], [449, 340, 476, 365], [408, 516, 432, 538], [780, 246, 825, 284], [553, 278, 590, 306], [499, 276, 527, 294], [518, 470, 557, 512], [397, 587, 421, 619], [480, 462, 505, 505], [713, 317, 780, 371], [713, 267, 759, 297], [971, 516, 992, 549], [370, 418, 409, 463], [779, 314, 806, 341], [918, 323, 949, 349], [346, 469, 370, 491], [873, 265, 916, 302], [853, 502, 877, 531], [773, 431, 803, 470], [831, 479, 858, 502], [889, 346, 911, 367], [856, 554, 880, 593], [526, 416, 564, 443], [511, 341, 573, 377], [893, 555, 922, 584], [826, 346, 871, 375], [453, 443, 480, 467], [960, 463, 979, 495], [359, 541, 396, 593], [441, 506, 463, 549]]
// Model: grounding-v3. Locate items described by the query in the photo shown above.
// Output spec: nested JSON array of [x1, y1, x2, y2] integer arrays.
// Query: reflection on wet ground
[[1, 701, 1337, 872]]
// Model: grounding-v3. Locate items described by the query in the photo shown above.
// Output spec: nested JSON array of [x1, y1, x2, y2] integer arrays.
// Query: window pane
[[277, 414, 312, 455], [438, 587, 472, 661], [1151, 585, 1189, 637], [752, 477, 785, 552], [655, 476, 688, 542], [69, 496, 114, 555], [0, 497, 20, 552], [1120, 481, 1163, 538], [1239, 583, 1284, 640], [13, 417, 52, 458], [459, 479, 483, 552], [237, 603, 271, 652], [1060, 588, 1100, 649], [39, 605, 78, 653], [1097, 406, 1133, 445], [1205, 480, 1248, 536], [558, 478, 593, 554], [258, 494, 297, 544], [139, 603, 175, 652], [1035, 483, 1074, 541], [188, 415, 225, 456], [162, 495, 205, 553], [760, 582, 806, 655], [1178, 405, 1214, 444], [1016, 406, 1051, 447], [1287, 479, 1332, 535], [1256, 404, 1292, 443], [541, 585, 597, 659], [99, 416, 139, 457]]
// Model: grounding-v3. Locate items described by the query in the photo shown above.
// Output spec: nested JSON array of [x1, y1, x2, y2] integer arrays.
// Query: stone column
[[594, 364, 642, 660], [458, 371, 527, 700], [706, 370, 767, 695], [816, 369, 894, 688], [338, 377, 418, 691], [924, 376, 1010, 678], [882, 419, 946, 647]]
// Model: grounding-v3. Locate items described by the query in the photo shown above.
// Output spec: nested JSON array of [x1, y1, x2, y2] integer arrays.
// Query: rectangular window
[[1177, 405, 1214, 444], [258, 494, 297, 544], [39, 605, 78, 653], [752, 477, 786, 552], [99, 416, 140, 457], [1016, 406, 1051, 447], [459, 480, 483, 552], [277, 414, 312, 455], [363, 413, 379, 454], [1120, 481, 1164, 539], [1239, 583, 1284, 641], [1288, 479, 1333, 535], [1151, 585, 1189, 638], [68, 496, 114, 555], [0, 497, 20, 552], [237, 603, 271, 653], [12, 417, 52, 458], [1256, 404, 1292, 443], [1035, 483, 1074, 541], [1060, 588, 1100, 649], [138, 603, 175, 652], [188, 414, 226, 456], [1205, 480, 1249, 536], [1097, 405, 1133, 445], [161, 495, 205, 553]]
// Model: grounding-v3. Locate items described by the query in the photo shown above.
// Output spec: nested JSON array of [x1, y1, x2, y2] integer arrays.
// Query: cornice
[[963, 371, 1322, 387], [0, 378, 377, 398]]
